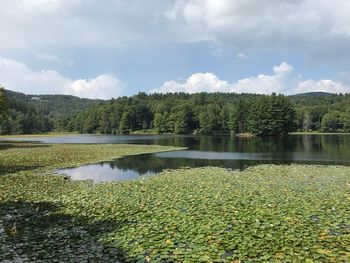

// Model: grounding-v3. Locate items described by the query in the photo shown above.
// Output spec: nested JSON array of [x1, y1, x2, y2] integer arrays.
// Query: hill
[[292, 91, 335, 97], [1, 89, 102, 134], [4, 89, 102, 117]]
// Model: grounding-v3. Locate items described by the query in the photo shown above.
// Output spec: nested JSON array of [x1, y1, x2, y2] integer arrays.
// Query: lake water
[[4, 134, 350, 182]]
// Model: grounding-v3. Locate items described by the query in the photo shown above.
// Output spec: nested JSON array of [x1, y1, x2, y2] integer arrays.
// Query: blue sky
[[1, 0, 350, 99]]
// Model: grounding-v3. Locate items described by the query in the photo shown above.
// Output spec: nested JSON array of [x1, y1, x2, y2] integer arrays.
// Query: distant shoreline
[[290, 132, 350, 135], [2, 131, 350, 139]]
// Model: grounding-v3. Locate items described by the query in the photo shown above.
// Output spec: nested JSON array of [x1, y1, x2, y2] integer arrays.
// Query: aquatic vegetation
[[1, 142, 350, 261], [0, 142, 182, 174]]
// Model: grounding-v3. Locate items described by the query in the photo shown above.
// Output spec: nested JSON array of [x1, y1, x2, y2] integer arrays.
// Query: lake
[[4, 134, 350, 182]]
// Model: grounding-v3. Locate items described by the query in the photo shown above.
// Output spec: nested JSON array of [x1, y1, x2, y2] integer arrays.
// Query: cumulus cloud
[[0, 0, 174, 50], [1, 0, 350, 59], [165, 0, 350, 58], [2, 1, 350, 96], [150, 73, 231, 94], [151, 62, 349, 94], [0, 57, 122, 99], [70, 75, 122, 99], [296, 80, 348, 94]]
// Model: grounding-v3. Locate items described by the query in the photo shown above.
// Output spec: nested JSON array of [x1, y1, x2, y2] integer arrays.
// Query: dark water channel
[[4, 134, 350, 182]]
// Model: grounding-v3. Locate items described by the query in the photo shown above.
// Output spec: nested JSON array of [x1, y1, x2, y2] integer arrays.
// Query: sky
[[1, 0, 350, 99]]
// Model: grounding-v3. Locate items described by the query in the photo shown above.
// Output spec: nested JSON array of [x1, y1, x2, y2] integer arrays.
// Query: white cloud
[[1, 0, 350, 60], [70, 75, 122, 99], [151, 73, 230, 94], [165, 0, 350, 58], [296, 80, 348, 94], [0, 0, 174, 50], [0, 57, 122, 99], [273, 62, 294, 75], [152, 62, 349, 94]]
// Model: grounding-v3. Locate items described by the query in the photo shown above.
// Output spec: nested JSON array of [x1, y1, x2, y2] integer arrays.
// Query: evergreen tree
[[321, 111, 342, 132], [303, 112, 312, 132], [119, 111, 131, 134], [249, 94, 296, 136], [0, 87, 8, 115]]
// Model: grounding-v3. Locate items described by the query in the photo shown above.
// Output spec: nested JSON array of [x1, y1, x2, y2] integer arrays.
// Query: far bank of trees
[[292, 94, 350, 133], [0, 88, 9, 134], [70, 92, 296, 136], [0, 89, 100, 134], [1, 88, 350, 136]]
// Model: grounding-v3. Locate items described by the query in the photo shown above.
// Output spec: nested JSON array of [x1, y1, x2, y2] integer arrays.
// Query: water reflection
[[5, 134, 350, 156], [59, 164, 154, 183], [58, 147, 350, 183], [6, 134, 350, 183]]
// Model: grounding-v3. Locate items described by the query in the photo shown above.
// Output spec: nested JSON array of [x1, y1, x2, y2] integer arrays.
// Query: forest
[[1, 87, 350, 136]]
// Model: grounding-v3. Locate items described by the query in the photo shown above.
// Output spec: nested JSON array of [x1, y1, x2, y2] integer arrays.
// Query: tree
[[0, 87, 8, 110], [4, 89, 350, 136], [0, 87, 8, 117], [0, 88, 9, 134], [340, 111, 350, 132], [98, 107, 112, 134], [302, 112, 312, 132], [153, 113, 166, 133], [321, 111, 342, 132], [249, 94, 296, 136], [235, 100, 249, 134], [228, 106, 238, 134], [219, 106, 230, 134], [119, 111, 131, 134], [168, 104, 194, 134]]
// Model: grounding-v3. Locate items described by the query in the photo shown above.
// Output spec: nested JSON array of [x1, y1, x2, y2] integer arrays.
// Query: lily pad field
[[1, 141, 350, 262]]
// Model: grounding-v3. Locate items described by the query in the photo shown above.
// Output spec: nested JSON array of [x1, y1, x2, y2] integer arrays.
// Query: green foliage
[[321, 111, 342, 132], [119, 111, 131, 134], [1, 142, 350, 261], [0, 87, 8, 114], [340, 111, 350, 132], [3, 88, 350, 135], [0, 88, 9, 134], [1, 89, 101, 134], [153, 113, 166, 133], [249, 94, 296, 136]]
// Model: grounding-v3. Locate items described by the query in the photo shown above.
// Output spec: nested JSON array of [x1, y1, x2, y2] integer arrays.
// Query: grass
[[130, 129, 160, 135], [1, 142, 350, 261], [0, 132, 79, 138]]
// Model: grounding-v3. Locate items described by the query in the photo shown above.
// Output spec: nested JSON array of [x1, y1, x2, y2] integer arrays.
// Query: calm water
[[3, 134, 350, 182], [3, 135, 350, 182]]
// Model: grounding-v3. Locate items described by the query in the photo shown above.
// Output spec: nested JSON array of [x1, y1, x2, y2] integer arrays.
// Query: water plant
[[1, 142, 350, 261]]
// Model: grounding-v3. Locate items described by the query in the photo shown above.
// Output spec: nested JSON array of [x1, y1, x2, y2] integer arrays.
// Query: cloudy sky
[[1, 0, 350, 99]]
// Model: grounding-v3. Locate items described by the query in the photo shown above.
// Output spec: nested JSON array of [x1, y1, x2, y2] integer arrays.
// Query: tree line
[[1, 87, 350, 136], [0, 88, 100, 134]]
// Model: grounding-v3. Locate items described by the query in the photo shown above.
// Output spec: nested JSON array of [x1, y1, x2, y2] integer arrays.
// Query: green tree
[[198, 105, 221, 134], [119, 111, 131, 134], [340, 111, 350, 132], [321, 111, 342, 132], [83, 111, 99, 134], [250, 94, 296, 136], [228, 106, 238, 134], [303, 112, 312, 132], [153, 113, 166, 133], [219, 106, 230, 134], [0, 88, 9, 134], [234, 100, 250, 134], [0, 87, 8, 114]]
